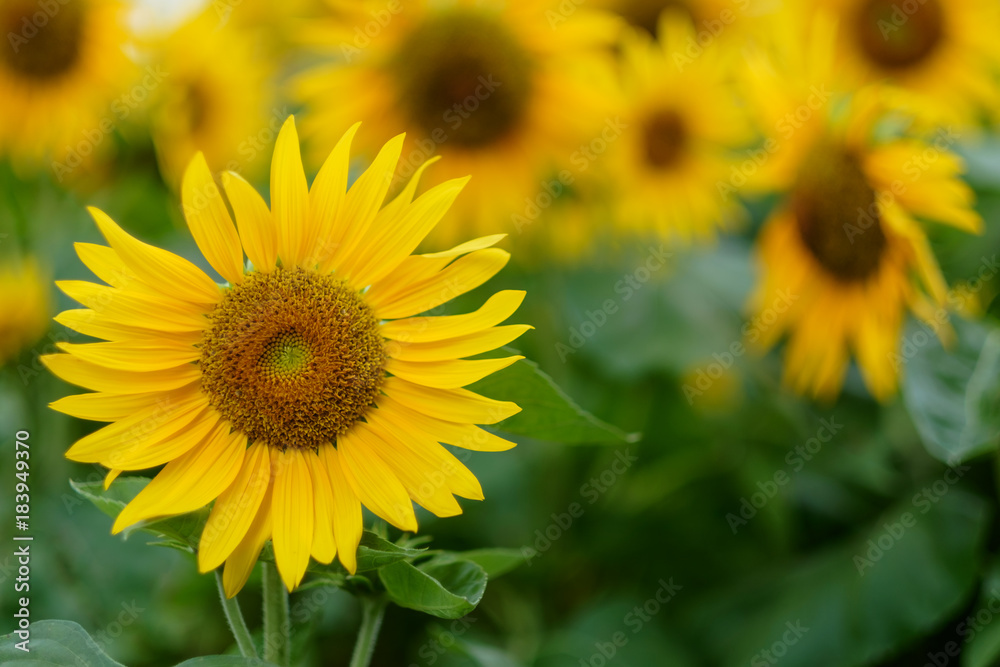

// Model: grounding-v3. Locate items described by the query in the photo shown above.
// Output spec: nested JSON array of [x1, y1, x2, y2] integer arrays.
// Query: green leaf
[[691, 487, 990, 667], [962, 559, 1000, 667], [70, 478, 208, 549], [174, 658, 280, 666], [379, 559, 488, 619], [445, 548, 526, 579], [0, 620, 125, 666], [902, 317, 1000, 464], [356, 532, 428, 572], [470, 355, 637, 445]]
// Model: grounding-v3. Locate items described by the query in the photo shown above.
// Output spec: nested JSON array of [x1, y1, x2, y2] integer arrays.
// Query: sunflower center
[[855, 0, 944, 70], [792, 145, 887, 282], [0, 2, 85, 79], [618, 0, 696, 36], [642, 109, 688, 169], [392, 9, 534, 148], [199, 268, 385, 450]]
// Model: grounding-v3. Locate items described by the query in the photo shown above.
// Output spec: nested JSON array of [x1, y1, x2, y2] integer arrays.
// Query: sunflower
[[0, 0, 135, 172], [748, 98, 982, 400], [0, 258, 49, 366], [606, 12, 750, 241], [814, 0, 1000, 127], [599, 0, 757, 38], [146, 9, 276, 186], [294, 0, 620, 248], [43, 117, 528, 596]]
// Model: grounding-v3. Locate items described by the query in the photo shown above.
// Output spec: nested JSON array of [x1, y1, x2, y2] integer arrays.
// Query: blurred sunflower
[[0, 258, 49, 366], [749, 98, 982, 400], [816, 0, 1000, 126], [44, 117, 528, 596], [147, 10, 275, 186], [600, 0, 749, 37], [607, 12, 750, 241], [0, 0, 135, 171], [294, 0, 620, 247]]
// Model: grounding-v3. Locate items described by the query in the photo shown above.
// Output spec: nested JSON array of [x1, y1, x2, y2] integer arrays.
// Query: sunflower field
[[3, 0, 1000, 666]]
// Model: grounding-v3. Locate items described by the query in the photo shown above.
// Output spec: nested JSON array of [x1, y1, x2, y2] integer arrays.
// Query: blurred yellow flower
[[749, 100, 981, 400], [601, 0, 754, 38], [43, 116, 527, 596], [147, 9, 276, 186], [606, 12, 750, 242], [294, 0, 621, 248], [0, 0, 136, 173], [816, 0, 1000, 127], [0, 258, 49, 366]]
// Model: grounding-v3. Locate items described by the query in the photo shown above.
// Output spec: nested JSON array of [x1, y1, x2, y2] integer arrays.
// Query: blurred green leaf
[[962, 559, 1000, 667], [692, 487, 989, 667], [173, 658, 279, 666], [454, 548, 526, 578], [380, 559, 487, 619], [471, 356, 637, 445], [0, 620, 125, 666], [902, 318, 1000, 464]]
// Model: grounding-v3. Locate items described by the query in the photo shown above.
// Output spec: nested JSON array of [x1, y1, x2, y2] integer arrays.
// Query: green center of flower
[[792, 145, 887, 282], [617, 0, 696, 36], [392, 9, 534, 148], [0, 2, 84, 79], [199, 267, 385, 450], [855, 0, 944, 70], [642, 109, 688, 169]]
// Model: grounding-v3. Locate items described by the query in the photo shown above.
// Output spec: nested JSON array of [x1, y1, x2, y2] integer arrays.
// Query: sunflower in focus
[[749, 98, 981, 400], [43, 117, 528, 596], [147, 10, 275, 185], [0, 0, 135, 171], [606, 12, 750, 241], [294, 0, 620, 247], [0, 258, 49, 366], [815, 0, 1000, 126]]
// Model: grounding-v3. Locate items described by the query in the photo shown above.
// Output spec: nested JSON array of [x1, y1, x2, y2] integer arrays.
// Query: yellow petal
[[74, 243, 152, 292], [271, 117, 310, 267], [387, 325, 531, 362], [222, 172, 278, 272], [182, 152, 244, 285], [57, 281, 209, 333], [104, 469, 122, 489], [312, 122, 360, 273], [43, 354, 200, 394], [367, 248, 510, 319], [272, 447, 314, 591], [54, 309, 201, 344], [50, 390, 182, 423], [328, 134, 405, 271], [103, 408, 219, 471], [348, 175, 468, 288], [382, 377, 521, 425], [112, 423, 246, 534], [61, 389, 205, 461], [380, 290, 526, 343], [222, 481, 274, 598], [200, 442, 272, 572], [308, 452, 337, 565], [376, 394, 516, 451], [89, 207, 221, 304], [386, 355, 523, 389], [318, 445, 362, 574], [337, 425, 417, 531], [57, 340, 199, 372]]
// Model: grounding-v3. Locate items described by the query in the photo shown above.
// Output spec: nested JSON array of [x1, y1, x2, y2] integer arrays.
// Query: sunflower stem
[[215, 572, 259, 659], [349, 595, 388, 667], [262, 562, 291, 666]]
